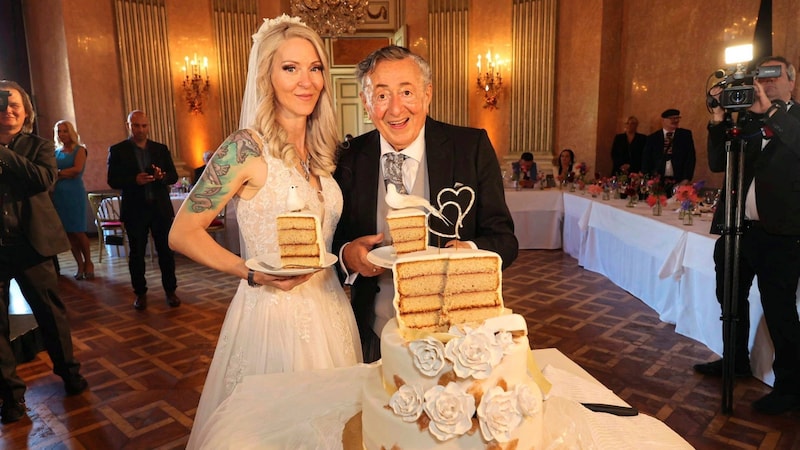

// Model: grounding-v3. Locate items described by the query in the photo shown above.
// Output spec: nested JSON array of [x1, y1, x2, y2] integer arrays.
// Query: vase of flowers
[[587, 183, 603, 198], [674, 184, 700, 226], [646, 175, 667, 216]]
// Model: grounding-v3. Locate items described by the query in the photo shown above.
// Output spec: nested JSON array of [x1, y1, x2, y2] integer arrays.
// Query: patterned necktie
[[383, 152, 408, 194], [663, 131, 674, 160]]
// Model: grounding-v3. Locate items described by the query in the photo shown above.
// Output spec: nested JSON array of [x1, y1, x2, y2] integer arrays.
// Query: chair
[[87, 192, 128, 262], [206, 204, 228, 248]]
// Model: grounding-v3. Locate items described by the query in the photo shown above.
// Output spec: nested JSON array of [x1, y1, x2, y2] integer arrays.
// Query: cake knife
[[581, 403, 639, 416]]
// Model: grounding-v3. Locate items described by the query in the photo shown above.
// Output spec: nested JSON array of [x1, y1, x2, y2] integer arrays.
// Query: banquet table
[[504, 187, 564, 249], [192, 347, 692, 449], [101, 193, 241, 255], [561, 192, 800, 387]]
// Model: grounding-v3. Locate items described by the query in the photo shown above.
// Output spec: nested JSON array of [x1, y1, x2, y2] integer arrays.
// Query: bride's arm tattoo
[[188, 130, 262, 213]]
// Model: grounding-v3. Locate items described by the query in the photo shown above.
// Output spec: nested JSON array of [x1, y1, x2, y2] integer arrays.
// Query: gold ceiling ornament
[[290, 0, 368, 37]]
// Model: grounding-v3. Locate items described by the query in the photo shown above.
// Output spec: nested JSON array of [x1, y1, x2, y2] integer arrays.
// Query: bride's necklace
[[299, 154, 311, 181]]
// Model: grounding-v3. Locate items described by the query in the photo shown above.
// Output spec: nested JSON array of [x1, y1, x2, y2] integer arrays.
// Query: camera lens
[[728, 90, 748, 104]]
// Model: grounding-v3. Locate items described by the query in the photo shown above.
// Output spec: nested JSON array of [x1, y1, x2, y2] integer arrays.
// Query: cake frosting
[[362, 316, 543, 450]]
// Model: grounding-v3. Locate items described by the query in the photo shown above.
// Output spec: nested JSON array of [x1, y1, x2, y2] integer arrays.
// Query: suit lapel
[[358, 131, 382, 235], [425, 118, 454, 197]]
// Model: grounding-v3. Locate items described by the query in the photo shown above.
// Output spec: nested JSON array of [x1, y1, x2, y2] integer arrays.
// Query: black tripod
[[719, 110, 751, 414]]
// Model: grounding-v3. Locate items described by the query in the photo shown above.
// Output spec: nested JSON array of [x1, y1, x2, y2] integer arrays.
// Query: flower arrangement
[[674, 184, 700, 211], [575, 162, 589, 181], [587, 183, 603, 197], [646, 175, 668, 207]]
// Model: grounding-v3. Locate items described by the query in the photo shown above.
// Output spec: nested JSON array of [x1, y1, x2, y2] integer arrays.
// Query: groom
[[333, 46, 518, 362]]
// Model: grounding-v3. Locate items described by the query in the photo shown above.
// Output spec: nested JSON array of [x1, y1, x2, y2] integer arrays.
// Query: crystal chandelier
[[290, 0, 368, 37]]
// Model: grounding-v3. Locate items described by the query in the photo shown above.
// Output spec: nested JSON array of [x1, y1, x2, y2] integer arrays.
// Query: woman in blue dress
[[53, 120, 94, 279]]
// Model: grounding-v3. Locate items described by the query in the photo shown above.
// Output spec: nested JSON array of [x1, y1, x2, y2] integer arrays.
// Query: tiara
[[252, 14, 306, 44]]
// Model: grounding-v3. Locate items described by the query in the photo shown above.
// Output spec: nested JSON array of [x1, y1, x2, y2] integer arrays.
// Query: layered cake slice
[[276, 212, 325, 267], [386, 208, 428, 255]]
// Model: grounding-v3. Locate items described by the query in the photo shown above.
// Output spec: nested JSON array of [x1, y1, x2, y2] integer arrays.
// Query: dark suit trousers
[[0, 242, 81, 402], [740, 223, 800, 394], [124, 207, 177, 295]]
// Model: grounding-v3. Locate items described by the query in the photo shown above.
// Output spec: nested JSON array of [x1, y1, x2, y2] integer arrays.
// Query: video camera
[[0, 90, 10, 111], [708, 64, 782, 110]]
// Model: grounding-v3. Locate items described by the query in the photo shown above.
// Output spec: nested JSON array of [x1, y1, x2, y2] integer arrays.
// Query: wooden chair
[[206, 204, 228, 248], [87, 192, 127, 262]]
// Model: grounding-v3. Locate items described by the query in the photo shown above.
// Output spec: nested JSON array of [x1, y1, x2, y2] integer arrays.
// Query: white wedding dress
[[186, 149, 362, 449]]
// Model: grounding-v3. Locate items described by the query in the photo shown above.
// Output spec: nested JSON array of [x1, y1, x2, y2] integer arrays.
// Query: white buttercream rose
[[389, 384, 425, 422], [477, 386, 523, 443], [423, 383, 476, 441], [495, 330, 515, 353], [514, 384, 541, 416], [409, 337, 446, 377], [445, 326, 503, 379]]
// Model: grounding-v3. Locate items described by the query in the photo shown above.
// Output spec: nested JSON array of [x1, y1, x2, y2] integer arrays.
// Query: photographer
[[696, 56, 800, 415], [0, 80, 88, 423]]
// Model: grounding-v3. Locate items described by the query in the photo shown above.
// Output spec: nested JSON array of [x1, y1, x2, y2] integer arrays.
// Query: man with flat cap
[[642, 108, 696, 186]]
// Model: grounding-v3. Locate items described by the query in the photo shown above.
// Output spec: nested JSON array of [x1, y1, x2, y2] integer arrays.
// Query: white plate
[[367, 246, 486, 269], [246, 252, 337, 276]]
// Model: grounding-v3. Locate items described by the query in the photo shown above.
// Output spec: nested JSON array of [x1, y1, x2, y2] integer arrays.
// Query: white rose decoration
[[495, 331, 515, 353], [514, 384, 541, 416], [445, 326, 503, 379], [423, 383, 476, 441], [477, 386, 523, 443], [389, 384, 425, 422], [409, 337, 446, 377]]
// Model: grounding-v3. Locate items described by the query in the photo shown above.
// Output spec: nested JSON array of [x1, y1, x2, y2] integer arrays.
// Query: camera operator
[[0, 80, 88, 423], [697, 56, 800, 415]]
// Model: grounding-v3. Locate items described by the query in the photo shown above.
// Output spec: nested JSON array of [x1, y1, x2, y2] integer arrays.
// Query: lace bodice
[[236, 149, 342, 259]]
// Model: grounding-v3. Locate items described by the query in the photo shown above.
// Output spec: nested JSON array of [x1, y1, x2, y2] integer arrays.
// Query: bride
[[168, 15, 362, 448]]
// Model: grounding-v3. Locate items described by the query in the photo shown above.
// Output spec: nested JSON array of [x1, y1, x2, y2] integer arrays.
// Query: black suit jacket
[[0, 133, 70, 257], [610, 132, 646, 175], [107, 138, 178, 223], [642, 128, 696, 181], [708, 105, 800, 235], [333, 117, 518, 335]]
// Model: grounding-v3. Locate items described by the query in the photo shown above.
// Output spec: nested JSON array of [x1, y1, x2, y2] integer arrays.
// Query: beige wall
[[22, 0, 800, 193]]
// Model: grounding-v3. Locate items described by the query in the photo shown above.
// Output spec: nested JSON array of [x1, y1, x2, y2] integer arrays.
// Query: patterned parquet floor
[[0, 245, 797, 449]]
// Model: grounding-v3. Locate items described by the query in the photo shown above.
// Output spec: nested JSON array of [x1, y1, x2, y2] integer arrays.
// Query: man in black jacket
[[0, 80, 88, 423], [696, 56, 800, 415]]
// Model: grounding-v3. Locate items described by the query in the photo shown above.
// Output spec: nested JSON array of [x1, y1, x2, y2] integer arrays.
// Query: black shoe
[[1, 398, 26, 424], [63, 375, 89, 396], [134, 294, 147, 310], [693, 358, 752, 378], [166, 292, 181, 307], [752, 391, 800, 415]]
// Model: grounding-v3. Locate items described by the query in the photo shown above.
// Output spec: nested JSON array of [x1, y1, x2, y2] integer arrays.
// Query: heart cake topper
[[429, 183, 475, 240]]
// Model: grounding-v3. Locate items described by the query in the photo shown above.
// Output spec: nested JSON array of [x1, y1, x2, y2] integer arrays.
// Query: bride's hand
[[253, 272, 315, 291]]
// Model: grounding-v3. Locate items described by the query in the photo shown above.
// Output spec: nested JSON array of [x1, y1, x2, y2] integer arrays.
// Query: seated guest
[[512, 152, 537, 188], [193, 150, 214, 184], [553, 148, 575, 183]]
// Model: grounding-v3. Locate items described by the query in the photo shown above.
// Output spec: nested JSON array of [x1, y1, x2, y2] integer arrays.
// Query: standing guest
[[642, 109, 696, 185], [554, 148, 575, 182], [0, 80, 88, 423], [610, 115, 646, 175], [698, 56, 800, 415], [169, 16, 361, 447], [52, 120, 94, 280], [107, 110, 180, 310], [333, 45, 518, 363], [512, 151, 538, 188]]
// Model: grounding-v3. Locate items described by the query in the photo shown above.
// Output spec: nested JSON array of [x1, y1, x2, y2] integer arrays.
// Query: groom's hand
[[344, 233, 386, 277]]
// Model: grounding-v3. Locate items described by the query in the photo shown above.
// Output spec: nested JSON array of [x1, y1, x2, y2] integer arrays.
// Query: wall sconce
[[182, 54, 210, 114], [476, 50, 505, 110]]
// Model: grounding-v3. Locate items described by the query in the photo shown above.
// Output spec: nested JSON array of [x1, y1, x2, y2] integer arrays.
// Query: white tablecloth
[[193, 348, 692, 449], [562, 192, 800, 387], [504, 188, 564, 249]]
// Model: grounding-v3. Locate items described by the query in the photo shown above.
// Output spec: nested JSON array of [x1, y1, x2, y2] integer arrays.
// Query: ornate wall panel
[[428, 0, 469, 126]]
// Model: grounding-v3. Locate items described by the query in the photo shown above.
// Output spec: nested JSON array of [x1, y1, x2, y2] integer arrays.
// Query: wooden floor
[[1, 245, 798, 449]]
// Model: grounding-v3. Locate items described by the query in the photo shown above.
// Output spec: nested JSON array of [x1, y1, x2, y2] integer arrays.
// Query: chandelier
[[476, 50, 505, 110], [182, 54, 210, 114], [290, 0, 368, 38]]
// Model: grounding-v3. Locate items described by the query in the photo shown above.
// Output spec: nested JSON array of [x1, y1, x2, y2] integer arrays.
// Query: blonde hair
[[53, 120, 83, 148], [250, 22, 338, 176]]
